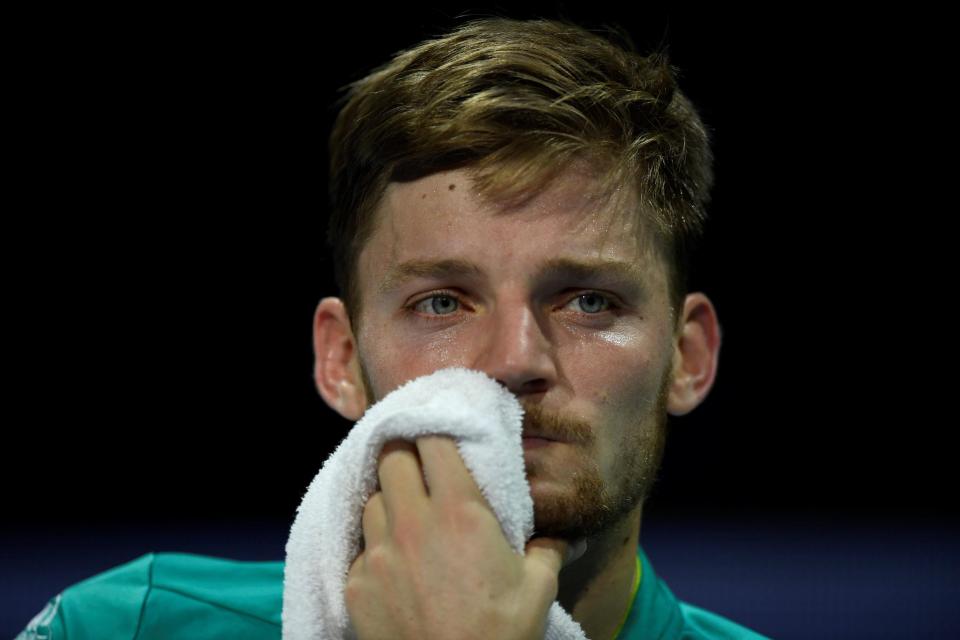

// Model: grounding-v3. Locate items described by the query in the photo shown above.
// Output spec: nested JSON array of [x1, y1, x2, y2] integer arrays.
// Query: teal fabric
[[614, 549, 770, 639], [16, 553, 283, 640], [18, 547, 768, 639]]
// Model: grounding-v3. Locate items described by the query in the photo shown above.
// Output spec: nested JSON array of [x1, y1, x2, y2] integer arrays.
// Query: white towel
[[282, 366, 588, 640]]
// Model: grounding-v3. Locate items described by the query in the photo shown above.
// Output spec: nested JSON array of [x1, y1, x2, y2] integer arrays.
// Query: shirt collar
[[614, 546, 685, 640]]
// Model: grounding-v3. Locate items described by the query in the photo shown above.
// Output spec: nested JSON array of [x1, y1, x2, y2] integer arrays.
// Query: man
[[18, 17, 767, 640]]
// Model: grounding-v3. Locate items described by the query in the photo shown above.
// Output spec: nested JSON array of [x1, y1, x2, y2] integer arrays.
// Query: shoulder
[[17, 552, 285, 640], [678, 601, 771, 640]]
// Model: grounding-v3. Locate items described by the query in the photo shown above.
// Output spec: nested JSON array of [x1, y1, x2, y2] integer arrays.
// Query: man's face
[[350, 161, 678, 540]]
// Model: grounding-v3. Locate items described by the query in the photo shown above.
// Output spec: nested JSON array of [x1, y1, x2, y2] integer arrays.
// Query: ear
[[312, 297, 368, 421], [667, 292, 722, 416]]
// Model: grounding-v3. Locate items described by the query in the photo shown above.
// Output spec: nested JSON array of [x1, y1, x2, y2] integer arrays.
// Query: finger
[[523, 536, 570, 578], [377, 439, 429, 516], [361, 490, 388, 550], [415, 435, 488, 506]]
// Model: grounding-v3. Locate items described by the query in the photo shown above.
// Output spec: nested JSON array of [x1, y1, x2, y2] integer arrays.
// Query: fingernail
[[564, 539, 588, 566]]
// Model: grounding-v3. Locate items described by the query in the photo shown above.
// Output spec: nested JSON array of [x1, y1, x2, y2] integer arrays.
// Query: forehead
[[357, 162, 667, 298]]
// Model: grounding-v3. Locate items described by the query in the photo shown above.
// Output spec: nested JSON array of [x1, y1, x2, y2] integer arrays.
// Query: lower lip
[[522, 437, 553, 449]]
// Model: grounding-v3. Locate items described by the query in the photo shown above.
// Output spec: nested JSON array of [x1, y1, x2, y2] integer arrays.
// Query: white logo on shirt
[[16, 594, 61, 640]]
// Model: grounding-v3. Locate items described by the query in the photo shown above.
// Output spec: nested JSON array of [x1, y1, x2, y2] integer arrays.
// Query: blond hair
[[327, 17, 714, 330]]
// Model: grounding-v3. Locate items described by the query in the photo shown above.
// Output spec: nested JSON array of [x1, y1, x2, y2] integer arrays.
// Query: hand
[[344, 435, 569, 640]]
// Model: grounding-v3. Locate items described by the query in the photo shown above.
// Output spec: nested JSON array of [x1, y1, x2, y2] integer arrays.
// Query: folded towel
[[282, 366, 587, 639]]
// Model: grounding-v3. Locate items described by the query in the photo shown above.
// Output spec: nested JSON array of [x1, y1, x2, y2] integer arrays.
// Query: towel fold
[[282, 366, 587, 639]]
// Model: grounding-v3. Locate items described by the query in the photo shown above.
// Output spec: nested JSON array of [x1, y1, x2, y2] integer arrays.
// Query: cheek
[[358, 320, 466, 399], [562, 326, 666, 417], [571, 324, 648, 373], [562, 329, 669, 482]]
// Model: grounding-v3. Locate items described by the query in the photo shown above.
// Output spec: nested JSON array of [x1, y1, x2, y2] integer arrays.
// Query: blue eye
[[568, 292, 611, 314], [413, 294, 460, 315]]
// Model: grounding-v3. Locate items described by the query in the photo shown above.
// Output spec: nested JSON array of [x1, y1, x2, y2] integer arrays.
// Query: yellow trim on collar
[[611, 553, 642, 640]]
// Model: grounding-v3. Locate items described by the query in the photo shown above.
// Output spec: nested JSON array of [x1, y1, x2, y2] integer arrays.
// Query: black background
[[7, 4, 957, 637], [7, 5, 950, 531]]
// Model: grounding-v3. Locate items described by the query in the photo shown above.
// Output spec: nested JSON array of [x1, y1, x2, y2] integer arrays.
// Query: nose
[[473, 300, 557, 396]]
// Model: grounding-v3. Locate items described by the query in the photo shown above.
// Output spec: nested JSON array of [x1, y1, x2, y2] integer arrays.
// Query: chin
[[529, 472, 643, 540], [531, 489, 599, 539]]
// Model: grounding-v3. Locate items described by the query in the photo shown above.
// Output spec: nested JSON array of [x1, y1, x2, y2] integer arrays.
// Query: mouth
[[521, 430, 569, 449], [522, 436, 554, 449]]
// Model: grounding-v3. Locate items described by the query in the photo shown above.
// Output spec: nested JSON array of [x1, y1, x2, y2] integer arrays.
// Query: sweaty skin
[[312, 160, 721, 640]]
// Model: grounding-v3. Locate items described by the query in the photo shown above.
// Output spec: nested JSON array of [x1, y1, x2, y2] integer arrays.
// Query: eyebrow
[[537, 257, 647, 290], [377, 256, 650, 299], [378, 259, 485, 294]]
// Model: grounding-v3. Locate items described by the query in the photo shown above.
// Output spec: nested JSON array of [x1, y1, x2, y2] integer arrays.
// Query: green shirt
[[17, 547, 769, 639]]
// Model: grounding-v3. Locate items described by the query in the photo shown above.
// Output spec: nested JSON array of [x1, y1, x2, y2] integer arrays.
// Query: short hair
[[326, 17, 714, 332]]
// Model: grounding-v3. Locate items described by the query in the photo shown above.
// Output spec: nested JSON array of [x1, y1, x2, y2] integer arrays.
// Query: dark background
[[5, 4, 956, 638]]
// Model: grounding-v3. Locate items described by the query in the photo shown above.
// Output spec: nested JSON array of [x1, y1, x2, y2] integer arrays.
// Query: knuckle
[[389, 514, 425, 554], [364, 543, 392, 575], [343, 573, 365, 608], [447, 499, 491, 533]]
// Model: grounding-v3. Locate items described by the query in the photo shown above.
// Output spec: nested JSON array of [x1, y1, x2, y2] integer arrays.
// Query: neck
[[557, 505, 642, 640]]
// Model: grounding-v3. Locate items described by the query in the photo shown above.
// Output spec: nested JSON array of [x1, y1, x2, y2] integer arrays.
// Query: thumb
[[524, 536, 567, 577]]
